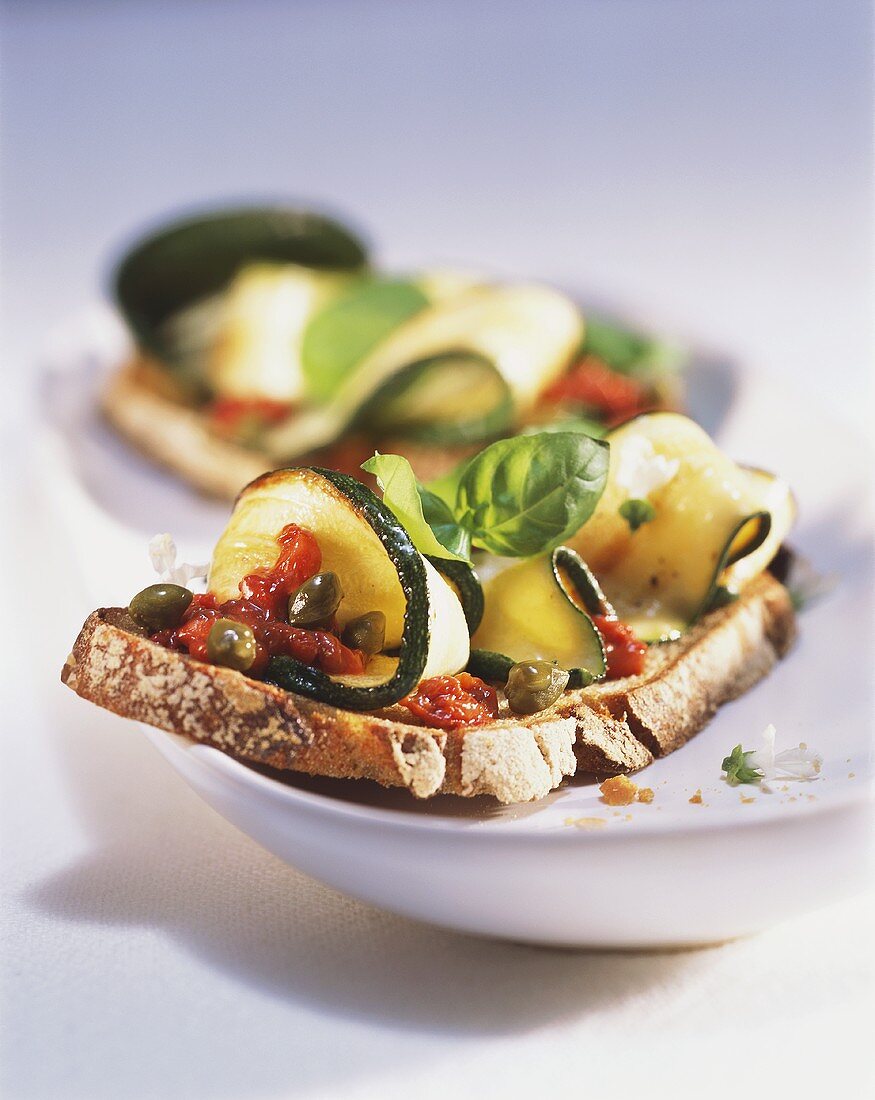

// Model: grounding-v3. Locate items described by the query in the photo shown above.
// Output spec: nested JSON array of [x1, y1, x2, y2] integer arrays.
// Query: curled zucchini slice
[[207, 264, 355, 405], [263, 283, 582, 459], [427, 556, 485, 635], [114, 205, 368, 374], [568, 413, 796, 641], [552, 546, 614, 618], [208, 467, 469, 710], [470, 551, 606, 687]]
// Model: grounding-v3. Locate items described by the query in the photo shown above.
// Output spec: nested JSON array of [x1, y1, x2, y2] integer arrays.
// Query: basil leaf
[[418, 488, 472, 560], [361, 453, 470, 562], [452, 431, 609, 557], [522, 415, 607, 440], [619, 498, 656, 532], [582, 317, 680, 378], [302, 280, 428, 402]]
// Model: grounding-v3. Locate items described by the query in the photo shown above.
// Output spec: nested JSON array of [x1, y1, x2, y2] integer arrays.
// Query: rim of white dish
[[147, 727, 874, 842]]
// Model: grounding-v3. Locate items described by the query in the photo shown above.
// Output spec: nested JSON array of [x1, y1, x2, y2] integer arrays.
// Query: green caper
[[206, 618, 257, 671], [128, 583, 193, 631], [341, 611, 386, 655], [287, 571, 343, 626], [505, 660, 570, 715]]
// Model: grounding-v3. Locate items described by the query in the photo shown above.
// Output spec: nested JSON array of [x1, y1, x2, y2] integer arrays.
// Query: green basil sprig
[[581, 316, 680, 378], [361, 454, 470, 562], [302, 279, 429, 402], [451, 432, 608, 556], [365, 430, 609, 562]]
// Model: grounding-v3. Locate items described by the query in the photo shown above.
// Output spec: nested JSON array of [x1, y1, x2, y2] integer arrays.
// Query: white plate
[[44, 314, 874, 947]]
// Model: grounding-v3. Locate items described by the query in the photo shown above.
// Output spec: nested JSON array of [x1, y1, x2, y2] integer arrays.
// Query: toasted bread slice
[[101, 362, 478, 499], [61, 572, 795, 803]]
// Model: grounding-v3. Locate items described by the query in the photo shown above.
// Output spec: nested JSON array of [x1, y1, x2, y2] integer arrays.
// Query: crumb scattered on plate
[[689, 789, 704, 804], [564, 816, 607, 830], [599, 775, 639, 805]]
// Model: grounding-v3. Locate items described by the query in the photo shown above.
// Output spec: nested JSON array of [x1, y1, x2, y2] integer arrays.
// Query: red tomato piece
[[592, 614, 647, 680], [543, 355, 652, 425], [400, 674, 500, 730]]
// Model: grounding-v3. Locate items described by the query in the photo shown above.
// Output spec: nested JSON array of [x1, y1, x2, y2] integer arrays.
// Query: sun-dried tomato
[[400, 673, 500, 730], [592, 614, 647, 680], [240, 523, 322, 619], [543, 355, 653, 425], [208, 397, 292, 442], [150, 524, 364, 677]]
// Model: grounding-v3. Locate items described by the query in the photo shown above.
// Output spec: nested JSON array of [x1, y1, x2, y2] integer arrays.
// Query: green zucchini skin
[[114, 206, 368, 367], [353, 351, 514, 446], [691, 510, 770, 631], [466, 648, 595, 689], [427, 556, 485, 635], [552, 546, 613, 618], [466, 649, 514, 683], [263, 468, 430, 712], [467, 548, 606, 688]]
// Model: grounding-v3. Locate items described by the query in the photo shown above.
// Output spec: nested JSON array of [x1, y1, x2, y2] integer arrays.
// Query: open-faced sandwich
[[104, 204, 683, 498], [63, 413, 797, 804]]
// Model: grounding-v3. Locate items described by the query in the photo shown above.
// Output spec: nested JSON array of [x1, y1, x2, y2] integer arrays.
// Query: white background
[[1, 2, 873, 1098]]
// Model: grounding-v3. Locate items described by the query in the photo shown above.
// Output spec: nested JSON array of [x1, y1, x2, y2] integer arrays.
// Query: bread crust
[[101, 363, 477, 499], [61, 573, 795, 803], [101, 365, 272, 500]]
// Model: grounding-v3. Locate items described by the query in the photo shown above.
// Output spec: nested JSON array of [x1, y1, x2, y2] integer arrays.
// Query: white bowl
[[145, 724, 873, 948], [45, 318, 874, 946]]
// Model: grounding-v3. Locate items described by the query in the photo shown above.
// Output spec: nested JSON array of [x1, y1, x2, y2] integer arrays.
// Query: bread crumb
[[689, 789, 704, 804], [599, 775, 638, 805], [564, 816, 606, 830], [636, 787, 654, 804], [740, 794, 755, 804], [849, 772, 856, 779]]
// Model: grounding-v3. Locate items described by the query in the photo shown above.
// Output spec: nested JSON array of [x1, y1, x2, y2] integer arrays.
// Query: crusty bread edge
[[101, 365, 272, 500], [61, 574, 795, 803], [101, 364, 479, 499]]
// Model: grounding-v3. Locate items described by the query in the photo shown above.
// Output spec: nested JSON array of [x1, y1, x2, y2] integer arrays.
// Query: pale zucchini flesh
[[262, 283, 582, 459], [208, 467, 469, 707], [207, 264, 353, 404], [471, 553, 606, 686], [568, 413, 795, 640]]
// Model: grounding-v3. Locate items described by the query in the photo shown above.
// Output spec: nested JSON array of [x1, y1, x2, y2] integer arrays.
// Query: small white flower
[[749, 723, 823, 793], [615, 435, 680, 501], [148, 533, 208, 588]]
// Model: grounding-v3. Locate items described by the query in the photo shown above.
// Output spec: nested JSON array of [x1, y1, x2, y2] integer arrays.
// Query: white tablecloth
[[2, 3, 872, 1097]]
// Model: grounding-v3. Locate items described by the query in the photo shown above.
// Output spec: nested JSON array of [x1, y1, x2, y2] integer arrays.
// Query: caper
[[128, 583, 193, 631], [206, 618, 257, 671], [287, 571, 343, 626], [341, 611, 386, 655], [505, 660, 570, 715]]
